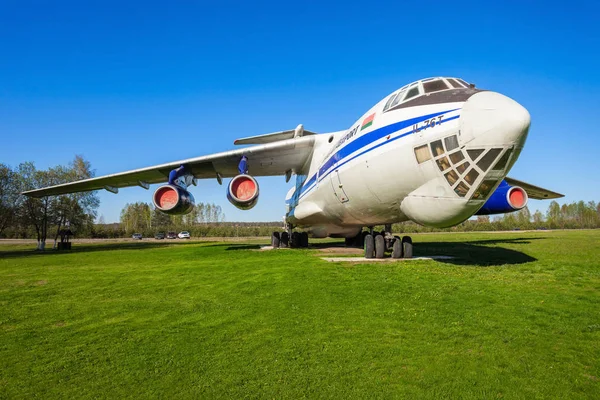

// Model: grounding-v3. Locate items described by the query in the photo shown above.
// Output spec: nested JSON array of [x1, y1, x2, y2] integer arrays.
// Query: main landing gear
[[349, 225, 413, 259], [271, 231, 309, 249]]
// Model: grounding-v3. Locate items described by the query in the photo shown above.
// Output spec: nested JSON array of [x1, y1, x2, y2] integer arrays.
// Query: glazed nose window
[[477, 149, 502, 171], [414, 144, 432, 164], [492, 149, 513, 171]]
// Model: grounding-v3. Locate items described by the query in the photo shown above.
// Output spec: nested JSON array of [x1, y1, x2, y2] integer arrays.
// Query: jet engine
[[475, 180, 528, 215], [227, 174, 259, 210], [152, 184, 195, 215]]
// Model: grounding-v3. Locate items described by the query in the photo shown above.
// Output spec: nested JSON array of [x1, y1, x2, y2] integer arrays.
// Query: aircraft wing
[[22, 134, 316, 198], [505, 177, 564, 200]]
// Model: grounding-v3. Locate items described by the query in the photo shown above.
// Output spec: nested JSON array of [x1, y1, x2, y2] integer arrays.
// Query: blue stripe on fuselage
[[297, 108, 460, 200]]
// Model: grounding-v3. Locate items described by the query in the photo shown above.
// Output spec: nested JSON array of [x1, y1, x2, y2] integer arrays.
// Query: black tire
[[402, 236, 413, 258], [375, 234, 385, 259], [300, 232, 309, 248], [280, 232, 289, 248], [392, 238, 402, 259], [364, 234, 374, 258], [271, 231, 280, 248], [291, 232, 300, 248]]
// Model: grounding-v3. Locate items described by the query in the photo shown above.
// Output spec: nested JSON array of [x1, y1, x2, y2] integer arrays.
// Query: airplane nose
[[460, 91, 530, 147]]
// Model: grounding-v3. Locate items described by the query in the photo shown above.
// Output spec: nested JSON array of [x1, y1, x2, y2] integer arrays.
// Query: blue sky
[[1, 1, 598, 223]]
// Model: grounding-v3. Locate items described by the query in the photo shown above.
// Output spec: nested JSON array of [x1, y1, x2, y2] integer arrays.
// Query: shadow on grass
[[414, 239, 539, 266], [225, 244, 262, 251], [311, 237, 541, 267], [0, 240, 212, 260]]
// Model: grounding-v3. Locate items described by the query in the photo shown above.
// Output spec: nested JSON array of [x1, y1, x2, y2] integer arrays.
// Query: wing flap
[[505, 177, 564, 200], [22, 135, 316, 198], [234, 124, 317, 145]]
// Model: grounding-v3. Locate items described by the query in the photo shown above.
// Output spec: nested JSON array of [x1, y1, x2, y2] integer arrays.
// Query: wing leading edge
[[23, 134, 316, 198], [505, 177, 564, 200]]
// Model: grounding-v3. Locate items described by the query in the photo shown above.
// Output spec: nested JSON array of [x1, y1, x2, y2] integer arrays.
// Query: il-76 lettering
[[413, 115, 444, 133]]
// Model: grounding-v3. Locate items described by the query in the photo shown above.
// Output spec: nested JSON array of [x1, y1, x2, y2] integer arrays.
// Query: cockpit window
[[389, 89, 406, 108], [404, 85, 420, 101], [385, 77, 473, 111], [383, 94, 397, 111], [447, 78, 463, 88], [423, 79, 449, 93]]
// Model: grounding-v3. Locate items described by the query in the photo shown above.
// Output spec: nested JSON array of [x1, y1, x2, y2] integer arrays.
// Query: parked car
[[178, 231, 191, 239], [132, 233, 143, 240], [166, 231, 177, 239], [154, 232, 165, 240]]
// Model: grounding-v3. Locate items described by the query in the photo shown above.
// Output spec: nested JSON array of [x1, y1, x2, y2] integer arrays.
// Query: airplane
[[23, 77, 563, 259]]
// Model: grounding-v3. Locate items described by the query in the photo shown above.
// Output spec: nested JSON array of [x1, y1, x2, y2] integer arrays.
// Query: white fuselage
[[286, 77, 530, 238]]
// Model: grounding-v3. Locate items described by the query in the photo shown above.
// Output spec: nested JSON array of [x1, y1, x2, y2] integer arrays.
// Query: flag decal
[[361, 113, 375, 131]]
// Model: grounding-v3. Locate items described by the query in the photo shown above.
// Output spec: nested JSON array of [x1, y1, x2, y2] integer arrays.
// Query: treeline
[[90, 221, 284, 239], [92, 201, 282, 238], [391, 201, 600, 233]]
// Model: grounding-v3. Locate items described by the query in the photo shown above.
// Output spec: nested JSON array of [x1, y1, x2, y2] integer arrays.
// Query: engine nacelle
[[153, 184, 195, 215], [227, 174, 259, 210], [475, 180, 528, 215]]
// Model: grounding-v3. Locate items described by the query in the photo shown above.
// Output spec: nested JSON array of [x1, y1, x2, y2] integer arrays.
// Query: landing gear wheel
[[360, 231, 369, 248], [364, 234, 374, 259], [291, 232, 300, 248], [392, 238, 402, 259], [375, 234, 385, 259], [300, 232, 309, 248], [402, 236, 413, 258], [271, 232, 280, 248], [280, 232, 289, 248]]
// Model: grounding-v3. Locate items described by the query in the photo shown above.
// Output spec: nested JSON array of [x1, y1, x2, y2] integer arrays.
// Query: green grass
[[1, 231, 599, 399]]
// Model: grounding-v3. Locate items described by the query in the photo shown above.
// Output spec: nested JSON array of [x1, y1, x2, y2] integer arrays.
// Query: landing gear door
[[330, 170, 349, 203]]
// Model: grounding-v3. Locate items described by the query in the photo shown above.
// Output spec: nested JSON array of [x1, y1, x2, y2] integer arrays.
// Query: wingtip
[[20, 190, 39, 198]]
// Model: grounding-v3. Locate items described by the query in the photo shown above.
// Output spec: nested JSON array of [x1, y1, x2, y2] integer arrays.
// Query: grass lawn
[[1, 230, 599, 398]]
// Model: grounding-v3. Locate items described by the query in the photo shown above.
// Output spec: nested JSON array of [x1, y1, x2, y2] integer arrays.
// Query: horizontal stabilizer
[[234, 124, 317, 145], [505, 177, 564, 200]]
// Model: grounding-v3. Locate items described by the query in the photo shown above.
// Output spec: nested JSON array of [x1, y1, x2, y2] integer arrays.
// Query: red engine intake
[[152, 184, 195, 215], [507, 186, 527, 210], [227, 174, 259, 210]]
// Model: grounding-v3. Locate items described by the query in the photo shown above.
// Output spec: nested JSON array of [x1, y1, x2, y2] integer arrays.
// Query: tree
[[546, 201, 561, 228], [516, 206, 531, 227], [532, 210, 544, 225], [120, 202, 152, 234], [17, 163, 54, 250], [151, 207, 171, 229], [0, 164, 20, 236], [49, 157, 100, 248]]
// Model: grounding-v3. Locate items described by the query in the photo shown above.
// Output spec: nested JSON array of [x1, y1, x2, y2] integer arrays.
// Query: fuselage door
[[330, 169, 350, 203]]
